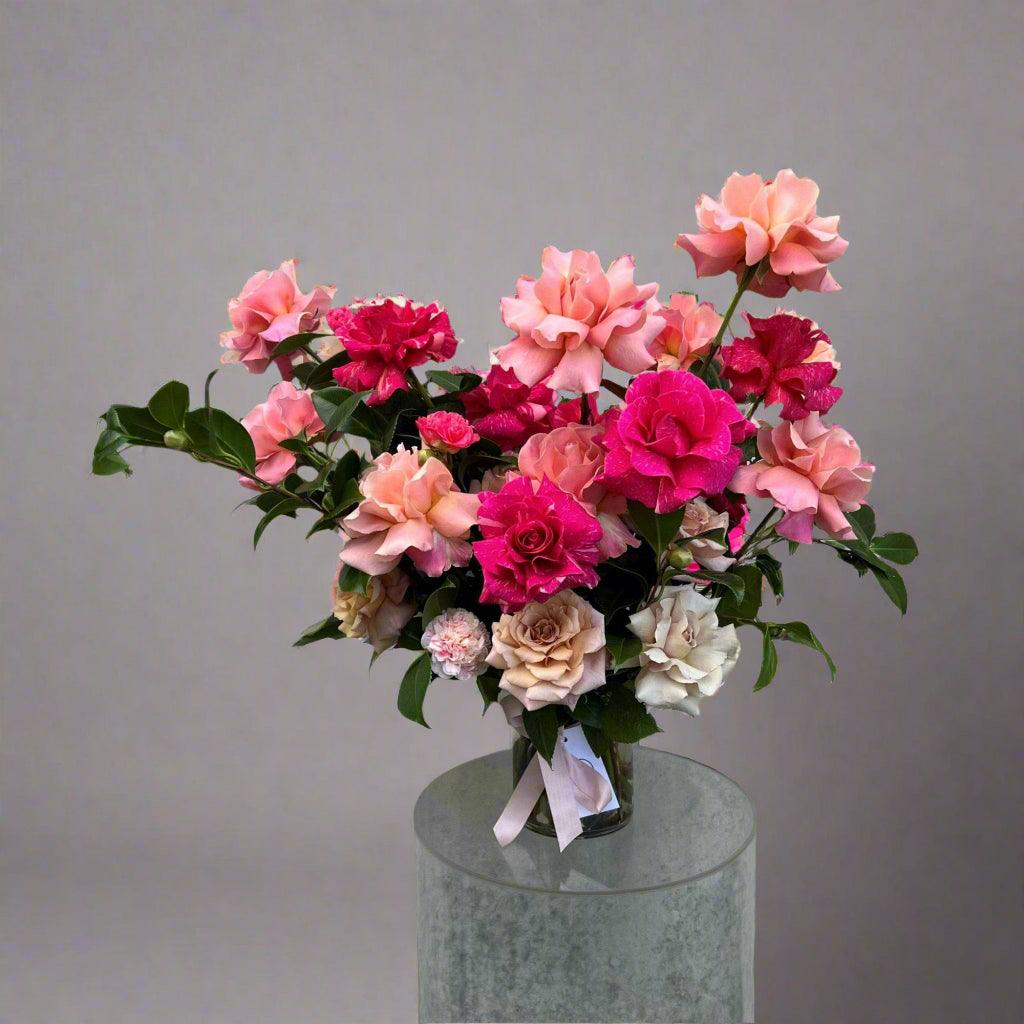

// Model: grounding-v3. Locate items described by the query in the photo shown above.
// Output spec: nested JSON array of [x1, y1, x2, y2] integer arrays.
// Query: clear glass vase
[[511, 733, 635, 838]]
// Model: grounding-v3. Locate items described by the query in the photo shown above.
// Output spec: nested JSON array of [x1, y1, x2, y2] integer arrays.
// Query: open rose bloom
[[95, 167, 916, 850]]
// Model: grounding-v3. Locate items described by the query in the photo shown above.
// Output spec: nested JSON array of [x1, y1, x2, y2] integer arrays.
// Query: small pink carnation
[[676, 170, 849, 297], [416, 411, 479, 453], [459, 366, 556, 451], [731, 414, 874, 543], [473, 476, 603, 612], [496, 246, 663, 393], [220, 259, 335, 376], [421, 608, 491, 680], [597, 371, 751, 514], [329, 295, 457, 405], [240, 381, 325, 488]]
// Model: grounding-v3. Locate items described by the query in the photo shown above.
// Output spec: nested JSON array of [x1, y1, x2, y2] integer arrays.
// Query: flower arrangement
[[93, 170, 917, 849]]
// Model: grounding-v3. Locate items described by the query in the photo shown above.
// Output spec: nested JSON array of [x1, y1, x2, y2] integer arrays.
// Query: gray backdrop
[[3, 2, 1022, 1021]]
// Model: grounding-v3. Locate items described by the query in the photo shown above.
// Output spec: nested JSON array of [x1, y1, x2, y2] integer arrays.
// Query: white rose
[[628, 586, 740, 715]]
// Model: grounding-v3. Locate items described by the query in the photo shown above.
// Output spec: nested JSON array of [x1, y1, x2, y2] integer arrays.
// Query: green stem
[[736, 506, 781, 561], [697, 262, 759, 374], [407, 372, 434, 409]]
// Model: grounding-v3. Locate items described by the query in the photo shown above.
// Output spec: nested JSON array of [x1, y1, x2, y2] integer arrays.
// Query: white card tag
[[561, 724, 620, 818]]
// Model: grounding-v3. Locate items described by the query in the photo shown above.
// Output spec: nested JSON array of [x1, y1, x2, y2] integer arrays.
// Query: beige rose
[[332, 564, 415, 653], [676, 498, 735, 572], [486, 591, 606, 711]]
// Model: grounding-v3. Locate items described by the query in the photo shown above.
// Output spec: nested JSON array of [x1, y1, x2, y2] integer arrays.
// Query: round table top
[[414, 746, 755, 895]]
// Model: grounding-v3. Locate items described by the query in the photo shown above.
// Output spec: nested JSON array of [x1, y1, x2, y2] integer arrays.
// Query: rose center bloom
[[511, 519, 558, 556]]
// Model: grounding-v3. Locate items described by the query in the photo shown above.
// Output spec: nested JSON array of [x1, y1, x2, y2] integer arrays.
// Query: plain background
[[3, 1, 1022, 1021]]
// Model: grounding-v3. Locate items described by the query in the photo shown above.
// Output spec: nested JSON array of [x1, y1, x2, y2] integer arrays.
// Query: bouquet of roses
[[93, 169, 917, 848]]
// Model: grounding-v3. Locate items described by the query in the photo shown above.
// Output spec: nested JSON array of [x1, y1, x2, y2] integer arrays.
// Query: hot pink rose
[[731, 414, 874, 543], [517, 423, 638, 560], [220, 259, 336, 375], [416, 411, 480, 453], [496, 247, 663, 393], [676, 170, 849, 297], [460, 366, 556, 451], [649, 293, 723, 371], [473, 476, 603, 611], [329, 296, 458, 406], [339, 446, 480, 577], [707, 491, 750, 554], [240, 381, 325, 488], [597, 371, 751, 514]]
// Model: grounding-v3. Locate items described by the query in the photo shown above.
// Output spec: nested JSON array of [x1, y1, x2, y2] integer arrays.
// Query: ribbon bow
[[493, 729, 614, 851]]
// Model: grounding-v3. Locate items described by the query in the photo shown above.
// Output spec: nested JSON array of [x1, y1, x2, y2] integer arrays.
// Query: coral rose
[[416, 411, 479, 453], [731, 413, 874, 543], [240, 381, 325, 488], [473, 476, 603, 611], [328, 295, 457, 406], [422, 608, 491, 680], [649, 293, 723, 371], [676, 170, 849, 297], [220, 259, 335, 375], [339, 446, 480, 577], [516, 423, 638, 560], [721, 313, 842, 420], [332, 563, 415, 653], [459, 366, 556, 451], [497, 247, 663, 393], [597, 370, 752, 514], [486, 591, 606, 711]]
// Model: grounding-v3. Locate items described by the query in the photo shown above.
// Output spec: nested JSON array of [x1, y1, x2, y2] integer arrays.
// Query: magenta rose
[[473, 476, 602, 611], [597, 370, 751, 514], [460, 366, 556, 451], [329, 295, 457, 406], [416, 411, 480, 453]]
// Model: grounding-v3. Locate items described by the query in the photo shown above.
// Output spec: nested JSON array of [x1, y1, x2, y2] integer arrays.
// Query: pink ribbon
[[493, 731, 614, 852]]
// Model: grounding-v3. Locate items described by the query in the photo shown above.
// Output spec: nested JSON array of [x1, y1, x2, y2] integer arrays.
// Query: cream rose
[[676, 498, 735, 572], [332, 565, 415, 653], [628, 586, 740, 715], [486, 591, 606, 711]]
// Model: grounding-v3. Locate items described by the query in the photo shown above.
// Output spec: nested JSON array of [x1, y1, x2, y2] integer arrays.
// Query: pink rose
[[649, 293, 723, 371], [329, 295, 458, 406], [517, 423, 638, 560], [496, 247, 663, 393], [676, 170, 849, 297], [339, 446, 480, 577], [731, 414, 874, 543], [220, 259, 336, 375], [597, 371, 751, 514], [473, 476, 602, 611], [707, 491, 750, 554], [460, 366, 556, 451], [416, 411, 480, 453], [240, 381, 325, 488]]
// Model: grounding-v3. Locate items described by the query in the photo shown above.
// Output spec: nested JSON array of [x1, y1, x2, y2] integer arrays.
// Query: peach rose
[[731, 413, 874, 543], [676, 170, 849, 297], [649, 293, 723, 371], [240, 381, 325, 488], [339, 446, 480, 577], [332, 563, 415, 652], [220, 259, 336, 374], [486, 591, 606, 711]]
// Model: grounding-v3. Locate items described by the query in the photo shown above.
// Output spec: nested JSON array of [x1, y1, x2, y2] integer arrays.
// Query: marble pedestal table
[[415, 746, 755, 1023]]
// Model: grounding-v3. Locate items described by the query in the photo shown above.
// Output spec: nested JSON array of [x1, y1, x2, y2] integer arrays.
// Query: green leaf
[[293, 615, 342, 647], [270, 332, 329, 360], [753, 626, 779, 691], [147, 381, 189, 429], [774, 621, 836, 682], [397, 652, 434, 728], [106, 405, 166, 444], [337, 564, 370, 595], [845, 504, 876, 543], [582, 724, 611, 758], [606, 634, 642, 669], [787, 540, 801, 556], [253, 497, 301, 548], [207, 408, 256, 472], [716, 563, 763, 621], [755, 551, 784, 601], [328, 477, 361, 514], [627, 500, 685, 559], [476, 671, 500, 711], [871, 531, 918, 565], [522, 705, 560, 763], [92, 428, 132, 475], [869, 563, 908, 614], [425, 369, 482, 393], [595, 685, 660, 743], [422, 578, 458, 626], [312, 387, 373, 436], [344, 403, 390, 449], [684, 568, 745, 600]]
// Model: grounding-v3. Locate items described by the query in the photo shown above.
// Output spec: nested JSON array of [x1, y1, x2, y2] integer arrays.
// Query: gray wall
[[3, 2, 1022, 1021]]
